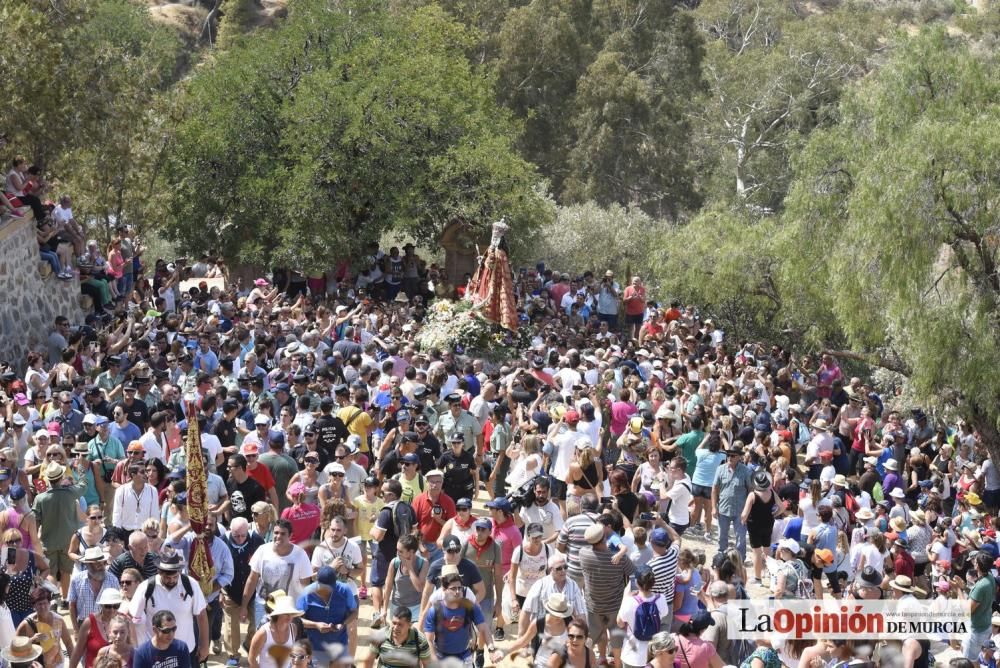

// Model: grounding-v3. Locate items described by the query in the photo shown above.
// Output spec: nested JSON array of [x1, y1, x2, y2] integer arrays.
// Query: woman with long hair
[[691, 430, 726, 540], [506, 434, 543, 491], [646, 631, 678, 668], [94, 614, 134, 668], [567, 440, 602, 504], [799, 479, 823, 534], [251, 502, 277, 543], [67, 504, 107, 571]]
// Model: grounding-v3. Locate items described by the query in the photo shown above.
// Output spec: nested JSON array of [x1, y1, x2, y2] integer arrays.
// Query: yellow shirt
[[354, 494, 385, 539], [337, 406, 373, 451]]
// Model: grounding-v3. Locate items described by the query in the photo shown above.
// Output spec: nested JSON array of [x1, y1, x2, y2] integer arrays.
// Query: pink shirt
[[610, 401, 637, 436], [281, 503, 321, 545], [676, 634, 718, 668], [491, 517, 522, 574]]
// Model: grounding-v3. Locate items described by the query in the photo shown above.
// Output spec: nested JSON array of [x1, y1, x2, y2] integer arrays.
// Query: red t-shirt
[[281, 503, 321, 544], [623, 285, 646, 315], [412, 491, 457, 543], [247, 462, 275, 491]]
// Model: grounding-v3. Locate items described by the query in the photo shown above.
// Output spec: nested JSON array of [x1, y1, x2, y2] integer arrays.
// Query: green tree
[[690, 0, 880, 212], [782, 28, 1000, 452], [0, 0, 185, 230], [163, 0, 550, 271], [533, 202, 663, 277]]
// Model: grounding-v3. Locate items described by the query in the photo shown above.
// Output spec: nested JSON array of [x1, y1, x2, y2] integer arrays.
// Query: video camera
[[505, 475, 539, 510]]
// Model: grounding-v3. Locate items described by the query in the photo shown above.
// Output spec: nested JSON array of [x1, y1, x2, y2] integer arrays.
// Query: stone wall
[[0, 216, 85, 371]]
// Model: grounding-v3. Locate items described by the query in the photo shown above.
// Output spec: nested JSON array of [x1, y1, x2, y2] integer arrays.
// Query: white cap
[[325, 462, 345, 475], [254, 415, 271, 426]]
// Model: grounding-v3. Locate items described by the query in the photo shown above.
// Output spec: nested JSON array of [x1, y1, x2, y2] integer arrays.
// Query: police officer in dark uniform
[[314, 396, 348, 460], [437, 431, 477, 502], [413, 414, 441, 473]]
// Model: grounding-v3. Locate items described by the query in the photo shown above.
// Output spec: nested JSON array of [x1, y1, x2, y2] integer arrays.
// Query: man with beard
[[515, 477, 563, 544], [68, 546, 121, 633], [130, 551, 210, 666]]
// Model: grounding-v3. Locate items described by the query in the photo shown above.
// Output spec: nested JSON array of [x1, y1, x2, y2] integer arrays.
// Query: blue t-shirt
[[423, 601, 485, 658], [675, 569, 703, 617], [297, 583, 357, 647], [783, 516, 803, 542], [133, 639, 192, 668], [693, 450, 726, 488], [813, 523, 838, 573], [111, 421, 142, 445]]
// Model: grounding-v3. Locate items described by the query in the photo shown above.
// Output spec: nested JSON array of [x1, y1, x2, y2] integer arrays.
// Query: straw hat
[[855, 508, 875, 521], [1, 637, 42, 663], [81, 546, 108, 564], [544, 593, 571, 617], [889, 517, 907, 533], [44, 461, 65, 482], [889, 575, 925, 595], [832, 474, 849, 488], [911, 510, 927, 526], [813, 419, 828, 430], [268, 595, 304, 618]]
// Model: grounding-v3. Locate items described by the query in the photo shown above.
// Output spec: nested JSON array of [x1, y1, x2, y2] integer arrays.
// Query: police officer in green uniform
[[435, 393, 482, 466]]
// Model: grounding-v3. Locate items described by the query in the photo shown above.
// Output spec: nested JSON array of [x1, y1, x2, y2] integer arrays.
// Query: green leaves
[[163, 0, 548, 270]]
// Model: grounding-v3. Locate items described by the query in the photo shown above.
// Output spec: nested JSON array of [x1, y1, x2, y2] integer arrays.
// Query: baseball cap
[[475, 518, 492, 530], [455, 497, 472, 509], [526, 523, 545, 538], [649, 528, 670, 547], [401, 453, 420, 464], [485, 498, 513, 514], [253, 415, 271, 426]]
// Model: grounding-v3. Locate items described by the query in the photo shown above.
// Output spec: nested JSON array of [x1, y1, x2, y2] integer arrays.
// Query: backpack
[[432, 601, 474, 652], [796, 420, 811, 446], [390, 499, 415, 538], [631, 594, 662, 641], [143, 573, 194, 608]]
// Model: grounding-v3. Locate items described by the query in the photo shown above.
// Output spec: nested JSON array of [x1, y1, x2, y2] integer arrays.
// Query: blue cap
[[401, 453, 420, 464], [475, 518, 492, 530], [456, 497, 472, 509], [185, 340, 198, 349], [10, 484, 25, 501], [650, 528, 671, 547], [92, 415, 110, 426], [275, 383, 291, 393], [317, 566, 337, 586], [167, 468, 186, 480], [269, 432, 285, 446], [240, 390, 250, 400], [396, 410, 411, 422], [485, 498, 513, 514]]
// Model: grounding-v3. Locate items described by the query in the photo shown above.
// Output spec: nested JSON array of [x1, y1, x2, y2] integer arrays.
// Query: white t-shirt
[[550, 430, 583, 480], [249, 544, 313, 601], [664, 477, 693, 525], [518, 501, 564, 542], [618, 592, 671, 666], [130, 574, 208, 650], [512, 543, 551, 597], [312, 538, 363, 594], [200, 432, 223, 471], [799, 496, 821, 533]]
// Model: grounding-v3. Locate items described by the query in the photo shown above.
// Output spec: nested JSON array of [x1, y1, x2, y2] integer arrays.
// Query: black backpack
[[143, 573, 195, 608]]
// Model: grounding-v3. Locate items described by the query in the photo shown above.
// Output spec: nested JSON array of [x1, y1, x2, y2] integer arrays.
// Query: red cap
[[564, 410, 580, 424]]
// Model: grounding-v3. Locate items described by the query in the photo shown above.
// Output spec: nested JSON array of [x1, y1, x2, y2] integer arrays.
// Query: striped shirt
[[648, 545, 680, 600], [557, 512, 600, 579], [579, 545, 634, 614]]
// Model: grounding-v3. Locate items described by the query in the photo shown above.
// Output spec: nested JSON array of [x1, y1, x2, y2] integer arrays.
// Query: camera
[[505, 476, 538, 510]]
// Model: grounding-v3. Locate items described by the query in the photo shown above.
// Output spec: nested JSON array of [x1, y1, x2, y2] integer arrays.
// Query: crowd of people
[[0, 231, 997, 668]]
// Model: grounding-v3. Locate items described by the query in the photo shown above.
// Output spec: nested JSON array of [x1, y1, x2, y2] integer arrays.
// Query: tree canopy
[[162, 0, 550, 271]]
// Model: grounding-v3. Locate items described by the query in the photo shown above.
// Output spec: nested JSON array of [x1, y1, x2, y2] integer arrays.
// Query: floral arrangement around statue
[[416, 298, 531, 361]]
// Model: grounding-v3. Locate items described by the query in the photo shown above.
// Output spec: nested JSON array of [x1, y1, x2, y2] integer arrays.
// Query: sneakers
[[213, 641, 222, 655], [703, 532, 712, 541], [227, 658, 240, 667], [371, 611, 384, 629], [57, 270, 74, 280], [494, 627, 505, 641], [358, 585, 368, 600], [690, 522, 703, 533]]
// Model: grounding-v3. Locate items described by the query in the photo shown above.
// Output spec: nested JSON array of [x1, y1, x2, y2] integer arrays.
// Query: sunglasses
[[6, 539, 21, 545], [304, 458, 319, 463], [552, 565, 567, 571], [47, 454, 63, 459], [568, 634, 585, 641], [156, 626, 177, 634], [290, 654, 307, 661], [89, 515, 104, 521], [332, 473, 344, 477], [121, 579, 136, 586]]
